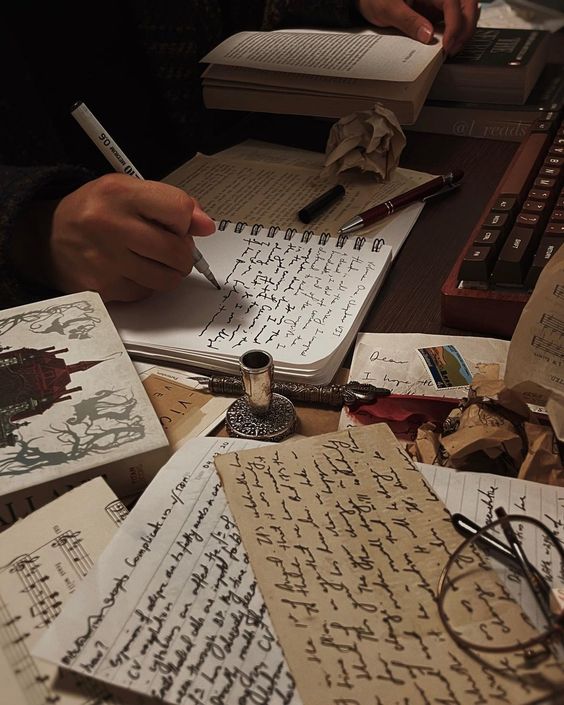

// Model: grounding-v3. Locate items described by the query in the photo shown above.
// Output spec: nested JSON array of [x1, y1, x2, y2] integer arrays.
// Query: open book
[[108, 142, 431, 384], [201, 28, 444, 124]]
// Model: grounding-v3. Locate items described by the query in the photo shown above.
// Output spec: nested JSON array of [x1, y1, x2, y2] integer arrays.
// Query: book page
[[201, 29, 442, 83], [214, 425, 564, 705], [108, 221, 393, 383], [0, 478, 146, 705], [164, 150, 431, 255], [203, 63, 431, 100], [32, 437, 302, 705]]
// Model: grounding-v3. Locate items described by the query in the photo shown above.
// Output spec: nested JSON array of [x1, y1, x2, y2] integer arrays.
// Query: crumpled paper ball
[[322, 104, 406, 181]]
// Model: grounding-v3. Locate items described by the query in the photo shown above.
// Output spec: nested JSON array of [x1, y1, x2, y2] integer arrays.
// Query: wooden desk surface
[[368, 133, 516, 336]]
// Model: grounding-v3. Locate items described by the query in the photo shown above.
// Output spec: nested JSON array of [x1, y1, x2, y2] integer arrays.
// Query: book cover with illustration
[[0, 291, 170, 528]]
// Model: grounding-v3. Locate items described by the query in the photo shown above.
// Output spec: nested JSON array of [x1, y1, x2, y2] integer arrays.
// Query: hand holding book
[[357, 0, 480, 55]]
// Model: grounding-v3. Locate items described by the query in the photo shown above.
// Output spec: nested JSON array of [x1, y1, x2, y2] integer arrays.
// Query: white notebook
[[108, 217, 406, 384]]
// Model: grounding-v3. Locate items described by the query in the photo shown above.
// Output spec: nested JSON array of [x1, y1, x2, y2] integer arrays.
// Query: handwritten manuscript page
[[33, 438, 301, 705], [339, 332, 510, 429], [215, 424, 564, 705]]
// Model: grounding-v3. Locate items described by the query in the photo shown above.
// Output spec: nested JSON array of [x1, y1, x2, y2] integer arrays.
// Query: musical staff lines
[[533, 335, 564, 359], [105, 500, 128, 527], [0, 593, 59, 705], [51, 531, 93, 579], [0, 480, 124, 705], [540, 313, 564, 337]]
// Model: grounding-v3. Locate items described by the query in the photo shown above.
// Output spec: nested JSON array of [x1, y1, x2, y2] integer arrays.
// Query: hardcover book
[[200, 28, 444, 125], [428, 27, 550, 104], [0, 291, 170, 529], [409, 63, 564, 141]]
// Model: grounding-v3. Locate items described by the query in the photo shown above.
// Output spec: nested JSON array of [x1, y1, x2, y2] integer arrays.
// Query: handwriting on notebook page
[[201, 229, 380, 354], [215, 425, 564, 705], [32, 438, 302, 705], [109, 222, 391, 370]]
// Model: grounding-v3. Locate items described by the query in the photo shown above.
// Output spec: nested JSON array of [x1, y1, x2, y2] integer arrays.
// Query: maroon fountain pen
[[337, 169, 464, 235]]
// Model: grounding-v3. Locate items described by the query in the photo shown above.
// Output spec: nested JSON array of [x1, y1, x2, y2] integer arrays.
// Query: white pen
[[70, 100, 220, 290]]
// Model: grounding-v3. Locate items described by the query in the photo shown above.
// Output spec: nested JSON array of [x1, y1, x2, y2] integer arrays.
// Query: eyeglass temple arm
[[451, 513, 550, 599], [452, 514, 514, 559], [495, 507, 555, 626]]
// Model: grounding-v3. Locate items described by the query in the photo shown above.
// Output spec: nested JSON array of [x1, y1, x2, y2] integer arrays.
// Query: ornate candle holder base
[[226, 392, 296, 442]]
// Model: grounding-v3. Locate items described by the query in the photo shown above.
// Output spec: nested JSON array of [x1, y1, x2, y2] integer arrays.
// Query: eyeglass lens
[[440, 514, 564, 655]]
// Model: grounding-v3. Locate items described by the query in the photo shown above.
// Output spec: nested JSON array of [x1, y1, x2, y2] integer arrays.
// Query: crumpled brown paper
[[322, 104, 406, 181], [407, 373, 564, 486]]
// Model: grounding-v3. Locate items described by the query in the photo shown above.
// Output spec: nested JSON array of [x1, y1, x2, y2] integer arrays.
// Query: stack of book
[[408, 28, 560, 142]]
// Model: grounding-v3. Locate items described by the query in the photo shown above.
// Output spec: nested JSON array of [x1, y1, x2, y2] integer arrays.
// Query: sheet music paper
[[33, 438, 302, 705], [214, 425, 564, 705], [0, 478, 135, 705]]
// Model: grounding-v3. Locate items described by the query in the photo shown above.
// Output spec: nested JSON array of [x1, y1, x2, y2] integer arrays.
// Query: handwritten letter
[[33, 438, 301, 705], [339, 333, 510, 429], [215, 424, 564, 705]]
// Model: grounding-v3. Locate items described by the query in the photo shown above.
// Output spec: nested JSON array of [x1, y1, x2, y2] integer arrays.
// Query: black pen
[[298, 184, 345, 224], [338, 170, 464, 235]]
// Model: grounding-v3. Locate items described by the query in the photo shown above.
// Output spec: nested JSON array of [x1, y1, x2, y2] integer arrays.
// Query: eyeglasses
[[437, 506, 564, 658]]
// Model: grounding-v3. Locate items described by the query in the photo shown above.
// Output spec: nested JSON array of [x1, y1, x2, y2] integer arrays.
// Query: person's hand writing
[[357, 0, 479, 55], [13, 174, 216, 302]]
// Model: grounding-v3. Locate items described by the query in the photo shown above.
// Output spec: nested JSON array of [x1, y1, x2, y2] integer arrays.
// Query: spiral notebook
[[107, 214, 413, 383]]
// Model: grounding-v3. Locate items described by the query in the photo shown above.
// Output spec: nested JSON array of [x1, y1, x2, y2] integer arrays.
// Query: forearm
[[0, 164, 93, 308]]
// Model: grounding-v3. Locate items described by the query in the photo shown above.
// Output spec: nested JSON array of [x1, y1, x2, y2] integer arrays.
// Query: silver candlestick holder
[[225, 350, 297, 442]]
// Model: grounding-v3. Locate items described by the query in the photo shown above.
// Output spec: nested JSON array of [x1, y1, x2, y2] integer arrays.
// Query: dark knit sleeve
[[0, 165, 93, 308], [262, 0, 363, 29]]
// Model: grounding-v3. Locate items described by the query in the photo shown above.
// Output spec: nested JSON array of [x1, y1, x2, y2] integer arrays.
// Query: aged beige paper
[[134, 361, 230, 446], [505, 248, 564, 440], [215, 424, 564, 705], [164, 142, 432, 255]]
